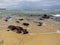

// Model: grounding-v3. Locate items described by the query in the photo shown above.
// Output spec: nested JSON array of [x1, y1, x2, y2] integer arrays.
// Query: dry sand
[[0, 17, 60, 45]]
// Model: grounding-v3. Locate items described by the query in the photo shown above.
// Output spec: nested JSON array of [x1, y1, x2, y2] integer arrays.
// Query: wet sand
[[0, 31, 60, 45], [0, 16, 60, 45]]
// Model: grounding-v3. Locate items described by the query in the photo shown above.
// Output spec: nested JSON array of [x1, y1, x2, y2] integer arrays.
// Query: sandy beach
[[0, 16, 60, 45]]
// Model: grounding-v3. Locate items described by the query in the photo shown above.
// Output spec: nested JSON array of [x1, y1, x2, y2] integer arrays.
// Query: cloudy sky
[[0, 0, 60, 9]]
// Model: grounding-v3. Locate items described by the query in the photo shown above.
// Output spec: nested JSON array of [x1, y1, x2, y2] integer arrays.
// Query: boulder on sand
[[22, 29, 29, 34], [8, 25, 16, 30], [8, 25, 29, 34], [19, 19, 23, 21], [23, 23, 29, 26], [42, 14, 50, 19], [16, 21, 20, 23]]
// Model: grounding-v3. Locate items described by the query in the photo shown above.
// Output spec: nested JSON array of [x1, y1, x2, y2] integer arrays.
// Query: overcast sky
[[0, 0, 60, 9]]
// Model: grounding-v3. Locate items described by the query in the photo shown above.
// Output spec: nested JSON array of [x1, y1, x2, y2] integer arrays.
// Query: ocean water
[[0, 10, 60, 21]]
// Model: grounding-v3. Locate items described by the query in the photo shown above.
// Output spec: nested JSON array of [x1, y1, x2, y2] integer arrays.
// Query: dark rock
[[8, 25, 23, 33], [4, 16, 12, 22], [6, 16, 11, 19], [22, 29, 29, 34], [16, 21, 20, 23], [7, 30, 10, 31], [39, 18, 44, 20], [16, 31, 22, 33], [50, 17, 54, 19], [8, 25, 29, 34], [19, 19, 23, 21], [4, 19, 8, 22], [30, 14, 33, 16], [16, 26, 29, 34], [37, 22, 43, 26], [16, 26, 23, 30], [42, 14, 50, 19], [8, 25, 16, 30], [34, 22, 43, 26], [23, 23, 29, 26]]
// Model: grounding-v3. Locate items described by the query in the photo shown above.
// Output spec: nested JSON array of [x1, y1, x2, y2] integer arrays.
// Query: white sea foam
[[53, 14, 60, 17], [56, 30, 60, 33]]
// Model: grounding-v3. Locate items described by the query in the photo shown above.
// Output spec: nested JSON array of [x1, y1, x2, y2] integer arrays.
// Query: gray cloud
[[0, 0, 60, 9]]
